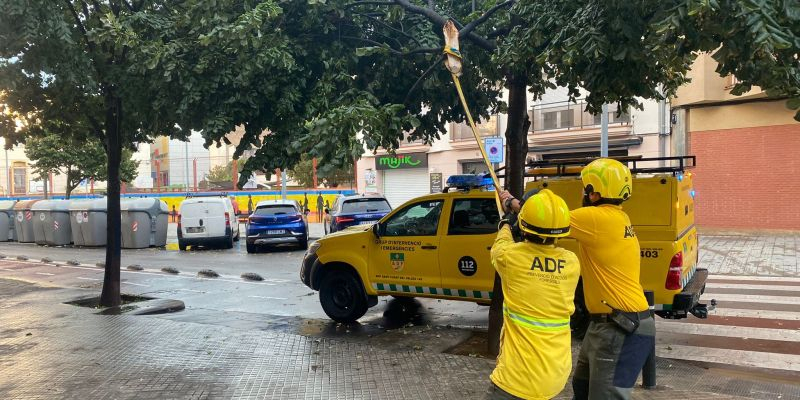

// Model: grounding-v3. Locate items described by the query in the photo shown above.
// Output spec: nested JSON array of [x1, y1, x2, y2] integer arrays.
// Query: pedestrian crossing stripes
[[372, 282, 492, 300], [654, 274, 800, 373]]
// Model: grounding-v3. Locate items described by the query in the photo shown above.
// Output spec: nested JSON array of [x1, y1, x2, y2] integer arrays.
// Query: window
[[342, 198, 391, 213], [12, 166, 26, 194], [448, 199, 500, 235], [383, 200, 443, 236], [254, 205, 297, 215], [461, 161, 490, 175]]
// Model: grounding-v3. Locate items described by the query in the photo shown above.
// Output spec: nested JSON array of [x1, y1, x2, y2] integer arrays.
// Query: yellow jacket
[[490, 225, 581, 399]]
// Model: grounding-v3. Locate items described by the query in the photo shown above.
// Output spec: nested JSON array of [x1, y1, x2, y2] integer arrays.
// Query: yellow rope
[[450, 73, 504, 213], [443, 45, 504, 213]]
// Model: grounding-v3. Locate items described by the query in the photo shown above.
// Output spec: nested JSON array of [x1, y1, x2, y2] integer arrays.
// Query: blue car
[[326, 194, 392, 234], [246, 200, 308, 252]]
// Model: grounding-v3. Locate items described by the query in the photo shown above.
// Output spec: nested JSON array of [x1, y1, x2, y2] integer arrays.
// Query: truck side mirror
[[372, 223, 381, 238]]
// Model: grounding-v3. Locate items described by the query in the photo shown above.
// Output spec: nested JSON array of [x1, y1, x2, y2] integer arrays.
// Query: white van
[[177, 196, 240, 250]]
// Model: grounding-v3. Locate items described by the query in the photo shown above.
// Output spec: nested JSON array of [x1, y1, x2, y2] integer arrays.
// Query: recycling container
[[13, 200, 41, 243], [32, 200, 73, 246], [0, 200, 17, 241], [69, 198, 107, 246], [121, 198, 168, 248]]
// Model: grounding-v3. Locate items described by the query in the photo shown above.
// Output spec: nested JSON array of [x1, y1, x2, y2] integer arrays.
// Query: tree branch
[[393, 0, 496, 51], [354, 11, 423, 47], [460, 1, 515, 38], [487, 27, 510, 39], [340, 36, 439, 57], [345, 1, 396, 8], [404, 54, 444, 105], [64, 0, 91, 50]]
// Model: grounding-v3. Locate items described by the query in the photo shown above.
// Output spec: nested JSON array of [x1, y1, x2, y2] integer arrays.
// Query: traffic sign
[[484, 137, 504, 164]]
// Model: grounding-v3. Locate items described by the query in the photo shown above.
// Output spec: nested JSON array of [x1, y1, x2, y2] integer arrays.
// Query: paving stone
[[0, 278, 797, 400]]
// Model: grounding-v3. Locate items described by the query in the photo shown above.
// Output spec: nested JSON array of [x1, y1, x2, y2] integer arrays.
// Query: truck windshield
[[342, 198, 391, 213], [254, 205, 297, 216]]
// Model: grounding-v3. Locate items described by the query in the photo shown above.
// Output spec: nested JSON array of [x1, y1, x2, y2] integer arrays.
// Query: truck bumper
[[657, 268, 714, 319]]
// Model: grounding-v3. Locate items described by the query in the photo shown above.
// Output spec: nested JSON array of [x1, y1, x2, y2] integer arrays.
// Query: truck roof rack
[[524, 156, 696, 178]]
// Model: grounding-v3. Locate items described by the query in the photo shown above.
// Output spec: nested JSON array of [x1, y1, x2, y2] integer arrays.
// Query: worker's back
[[491, 235, 580, 399]]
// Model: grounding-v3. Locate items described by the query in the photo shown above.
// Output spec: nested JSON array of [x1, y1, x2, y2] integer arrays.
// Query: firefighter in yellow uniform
[[488, 190, 580, 400], [569, 158, 655, 400]]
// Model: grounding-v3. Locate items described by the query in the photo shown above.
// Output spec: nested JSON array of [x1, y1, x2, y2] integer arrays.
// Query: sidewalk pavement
[[2, 275, 798, 400], [699, 230, 799, 277]]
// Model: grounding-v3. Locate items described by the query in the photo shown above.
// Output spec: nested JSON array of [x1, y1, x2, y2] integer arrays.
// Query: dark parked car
[[326, 194, 392, 234], [246, 200, 308, 252]]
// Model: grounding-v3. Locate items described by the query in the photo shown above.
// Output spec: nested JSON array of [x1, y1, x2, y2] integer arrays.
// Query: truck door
[[438, 197, 498, 301], [369, 199, 445, 294]]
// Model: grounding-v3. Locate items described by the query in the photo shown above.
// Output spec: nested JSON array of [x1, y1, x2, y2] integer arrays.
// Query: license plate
[[267, 230, 285, 235], [359, 221, 375, 225], [186, 227, 204, 233]]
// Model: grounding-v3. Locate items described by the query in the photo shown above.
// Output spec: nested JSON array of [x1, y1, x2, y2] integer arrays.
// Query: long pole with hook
[[442, 20, 504, 213]]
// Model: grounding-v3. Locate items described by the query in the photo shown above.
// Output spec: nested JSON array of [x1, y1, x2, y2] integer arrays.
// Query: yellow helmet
[[580, 158, 632, 201], [518, 189, 570, 238]]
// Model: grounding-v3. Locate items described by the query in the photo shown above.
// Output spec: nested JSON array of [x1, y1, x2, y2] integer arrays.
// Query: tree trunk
[[487, 71, 530, 356], [99, 93, 123, 307]]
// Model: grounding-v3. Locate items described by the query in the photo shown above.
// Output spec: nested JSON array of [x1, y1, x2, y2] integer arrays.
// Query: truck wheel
[[178, 241, 187, 251], [319, 269, 368, 323]]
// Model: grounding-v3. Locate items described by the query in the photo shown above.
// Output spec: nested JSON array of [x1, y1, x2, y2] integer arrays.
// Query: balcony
[[451, 114, 499, 141], [529, 100, 630, 132]]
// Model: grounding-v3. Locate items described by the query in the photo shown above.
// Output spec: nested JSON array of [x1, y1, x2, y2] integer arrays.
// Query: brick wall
[[691, 123, 800, 230]]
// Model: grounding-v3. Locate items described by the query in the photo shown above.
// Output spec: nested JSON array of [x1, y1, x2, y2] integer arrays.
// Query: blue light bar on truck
[[446, 174, 494, 189]]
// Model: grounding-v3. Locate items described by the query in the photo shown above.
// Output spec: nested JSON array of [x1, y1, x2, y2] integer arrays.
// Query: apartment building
[[671, 54, 799, 230], [356, 88, 666, 208]]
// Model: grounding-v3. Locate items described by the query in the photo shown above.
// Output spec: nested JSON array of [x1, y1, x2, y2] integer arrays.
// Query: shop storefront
[[376, 152, 429, 208]]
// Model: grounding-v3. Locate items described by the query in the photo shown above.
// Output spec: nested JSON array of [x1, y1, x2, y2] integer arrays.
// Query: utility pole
[[281, 170, 287, 200], [184, 140, 190, 191], [4, 140, 9, 196], [600, 104, 609, 157]]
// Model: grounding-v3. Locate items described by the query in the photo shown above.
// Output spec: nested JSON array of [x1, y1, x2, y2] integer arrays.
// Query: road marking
[[707, 308, 800, 321], [708, 275, 800, 283], [262, 278, 290, 284], [0, 268, 16, 271], [656, 344, 800, 372], [701, 293, 800, 305], [706, 283, 800, 291], [122, 281, 150, 287], [77, 277, 101, 281], [248, 295, 288, 300], [35, 272, 55, 276], [657, 321, 800, 342], [175, 288, 204, 293]]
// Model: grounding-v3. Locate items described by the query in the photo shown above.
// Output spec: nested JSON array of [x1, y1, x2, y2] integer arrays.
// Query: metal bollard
[[642, 290, 657, 389]]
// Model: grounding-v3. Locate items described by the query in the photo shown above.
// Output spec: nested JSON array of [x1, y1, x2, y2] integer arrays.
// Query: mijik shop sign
[[376, 152, 428, 170]]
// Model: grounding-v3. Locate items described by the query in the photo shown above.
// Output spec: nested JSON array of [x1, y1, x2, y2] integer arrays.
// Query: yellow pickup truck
[[300, 156, 710, 329]]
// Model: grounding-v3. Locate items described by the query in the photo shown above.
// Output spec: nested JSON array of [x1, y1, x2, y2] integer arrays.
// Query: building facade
[[671, 54, 799, 230], [149, 132, 211, 190], [356, 90, 667, 208]]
